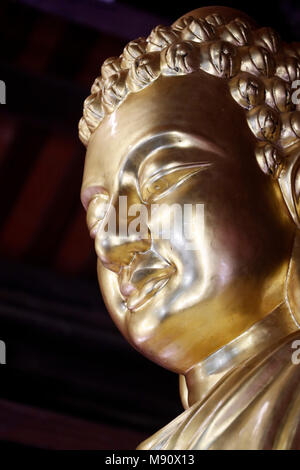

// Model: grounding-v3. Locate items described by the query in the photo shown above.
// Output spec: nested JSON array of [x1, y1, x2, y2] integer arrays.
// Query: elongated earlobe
[[278, 144, 300, 227]]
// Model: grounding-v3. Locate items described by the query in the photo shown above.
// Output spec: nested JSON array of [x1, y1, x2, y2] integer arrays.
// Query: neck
[[181, 233, 300, 408]]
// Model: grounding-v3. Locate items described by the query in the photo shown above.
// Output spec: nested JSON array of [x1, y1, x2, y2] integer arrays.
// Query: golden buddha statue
[[79, 6, 300, 449]]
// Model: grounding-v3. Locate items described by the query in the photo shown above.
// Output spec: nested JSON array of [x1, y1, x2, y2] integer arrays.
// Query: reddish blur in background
[[0, 0, 299, 450]]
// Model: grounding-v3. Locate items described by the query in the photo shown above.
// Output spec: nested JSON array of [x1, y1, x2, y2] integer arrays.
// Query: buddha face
[[81, 70, 295, 373]]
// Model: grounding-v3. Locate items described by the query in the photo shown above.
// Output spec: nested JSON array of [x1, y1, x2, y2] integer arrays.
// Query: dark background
[[0, 0, 299, 450]]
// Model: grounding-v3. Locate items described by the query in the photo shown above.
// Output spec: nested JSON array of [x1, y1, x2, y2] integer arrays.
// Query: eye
[[142, 176, 169, 201], [86, 192, 109, 238], [140, 164, 210, 203]]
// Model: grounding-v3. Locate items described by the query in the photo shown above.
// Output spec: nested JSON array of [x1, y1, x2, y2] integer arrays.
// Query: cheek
[[150, 169, 269, 282], [193, 168, 266, 261], [204, 197, 266, 274]]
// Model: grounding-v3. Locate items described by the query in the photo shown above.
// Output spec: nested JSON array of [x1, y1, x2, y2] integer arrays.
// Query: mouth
[[123, 276, 171, 311], [119, 253, 176, 311]]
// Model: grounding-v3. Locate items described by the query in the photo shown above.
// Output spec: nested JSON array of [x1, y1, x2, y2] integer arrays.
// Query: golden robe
[[138, 331, 300, 450]]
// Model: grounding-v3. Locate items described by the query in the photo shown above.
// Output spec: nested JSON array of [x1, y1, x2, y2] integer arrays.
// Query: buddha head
[[79, 6, 300, 374]]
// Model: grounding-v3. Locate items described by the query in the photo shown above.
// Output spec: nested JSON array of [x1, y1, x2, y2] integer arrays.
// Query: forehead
[[81, 70, 251, 198]]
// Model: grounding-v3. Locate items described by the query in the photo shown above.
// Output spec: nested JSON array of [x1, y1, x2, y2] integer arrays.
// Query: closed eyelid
[[140, 162, 212, 201], [143, 162, 212, 183]]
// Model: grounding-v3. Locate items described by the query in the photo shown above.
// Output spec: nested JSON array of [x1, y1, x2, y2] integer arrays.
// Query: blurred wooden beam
[[0, 398, 147, 449], [16, 0, 169, 39]]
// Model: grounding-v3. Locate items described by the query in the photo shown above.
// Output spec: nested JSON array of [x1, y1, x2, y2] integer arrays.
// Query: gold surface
[[79, 6, 300, 449]]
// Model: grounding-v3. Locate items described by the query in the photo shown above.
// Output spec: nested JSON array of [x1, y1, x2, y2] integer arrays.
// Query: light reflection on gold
[[79, 6, 300, 449]]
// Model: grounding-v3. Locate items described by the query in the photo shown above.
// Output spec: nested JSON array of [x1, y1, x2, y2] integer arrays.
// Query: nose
[[95, 194, 151, 272]]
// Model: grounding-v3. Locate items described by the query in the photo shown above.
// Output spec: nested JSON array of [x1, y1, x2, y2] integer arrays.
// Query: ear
[[278, 143, 300, 228]]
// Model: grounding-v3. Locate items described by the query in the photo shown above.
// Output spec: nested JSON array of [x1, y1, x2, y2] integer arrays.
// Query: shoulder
[[138, 331, 300, 450]]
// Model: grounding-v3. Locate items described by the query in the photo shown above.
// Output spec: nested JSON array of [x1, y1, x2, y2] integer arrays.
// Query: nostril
[[120, 282, 137, 297]]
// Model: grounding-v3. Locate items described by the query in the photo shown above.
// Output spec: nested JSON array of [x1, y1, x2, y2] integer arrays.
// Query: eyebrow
[[137, 133, 222, 185], [82, 130, 224, 209], [128, 130, 225, 166]]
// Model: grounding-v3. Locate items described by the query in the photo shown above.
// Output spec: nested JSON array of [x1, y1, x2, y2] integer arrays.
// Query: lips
[[124, 276, 171, 310], [118, 251, 176, 310]]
